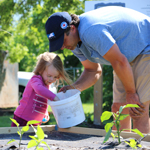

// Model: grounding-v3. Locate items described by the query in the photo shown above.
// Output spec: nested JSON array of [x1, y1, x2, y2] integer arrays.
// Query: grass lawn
[[0, 114, 14, 127], [0, 103, 94, 127]]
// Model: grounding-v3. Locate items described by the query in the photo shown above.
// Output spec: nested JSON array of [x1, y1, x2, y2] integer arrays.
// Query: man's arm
[[59, 60, 102, 92], [103, 43, 144, 117], [103, 43, 135, 94], [72, 60, 102, 91]]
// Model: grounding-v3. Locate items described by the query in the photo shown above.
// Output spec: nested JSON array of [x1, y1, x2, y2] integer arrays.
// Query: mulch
[[0, 130, 150, 150]]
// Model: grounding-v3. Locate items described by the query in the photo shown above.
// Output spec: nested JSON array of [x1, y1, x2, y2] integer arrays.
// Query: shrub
[[80, 86, 94, 103]]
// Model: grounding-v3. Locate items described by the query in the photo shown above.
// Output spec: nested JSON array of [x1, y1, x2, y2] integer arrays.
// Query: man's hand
[[59, 85, 75, 93], [59, 60, 101, 93], [126, 93, 145, 119]]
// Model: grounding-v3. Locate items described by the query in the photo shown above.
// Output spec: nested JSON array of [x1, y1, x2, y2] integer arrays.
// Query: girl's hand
[[53, 95, 60, 101], [42, 115, 50, 123]]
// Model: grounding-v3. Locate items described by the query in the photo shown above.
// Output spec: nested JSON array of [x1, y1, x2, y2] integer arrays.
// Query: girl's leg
[[11, 115, 27, 127]]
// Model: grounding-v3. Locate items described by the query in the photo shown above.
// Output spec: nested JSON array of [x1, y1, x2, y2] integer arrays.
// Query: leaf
[[131, 129, 144, 138], [27, 120, 40, 126], [112, 113, 116, 120], [125, 139, 137, 149], [31, 124, 37, 133], [123, 104, 139, 109], [36, 125, 44, 140], [111, 133, 115, 140], [129, 139, 137, 147], [27, 140, 37, 148], [124, 141, 130, 145], [119, 114, 129, 120], [103, 128, 112, 143], [10, 118, 19, 127], [41, 141, 51, 150], [101, 111, 113, 122], [21, 130, 25, 135], [22, 125, 29, 132], [119, 106, 123, 113], [17, 131, 21, 136], [137, 144, 142, 148], [104, 122, 114, 132], [7, 139, 15, 144], [29, 135, 38, 141]]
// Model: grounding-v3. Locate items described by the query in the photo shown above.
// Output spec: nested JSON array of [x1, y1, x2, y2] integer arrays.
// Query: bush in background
[[102, 65, 113, 112], [80, 86, 94, 103], [80, 65, 113, 112]]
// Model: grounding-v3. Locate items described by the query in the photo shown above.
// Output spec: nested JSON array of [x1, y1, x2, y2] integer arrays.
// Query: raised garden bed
[[0, 125, 150, 150]]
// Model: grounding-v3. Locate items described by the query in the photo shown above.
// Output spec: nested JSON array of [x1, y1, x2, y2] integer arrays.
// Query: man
[[45, 6, 150, 133]]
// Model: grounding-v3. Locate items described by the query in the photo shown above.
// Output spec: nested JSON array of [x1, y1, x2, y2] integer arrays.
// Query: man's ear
[[71, 25, 77, 33], [70, 25, 75, 30]]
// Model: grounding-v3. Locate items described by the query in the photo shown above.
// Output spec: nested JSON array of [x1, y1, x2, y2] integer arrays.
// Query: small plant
[[8, 118, 50, 149], [101, 104, 144, 148], [8, 119, 40, 149], [27, 125, 51, 150], [125, 139, 142, 150]]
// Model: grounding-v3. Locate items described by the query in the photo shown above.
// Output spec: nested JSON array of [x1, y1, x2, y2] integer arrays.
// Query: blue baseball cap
[[45, 12, 71, 52]]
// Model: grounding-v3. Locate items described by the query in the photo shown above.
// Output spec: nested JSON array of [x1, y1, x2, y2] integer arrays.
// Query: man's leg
[[112, 70, 131, 131], [132, 100, 150, 133], [111, 102, 131, 131], [131, 54, 150, 133]]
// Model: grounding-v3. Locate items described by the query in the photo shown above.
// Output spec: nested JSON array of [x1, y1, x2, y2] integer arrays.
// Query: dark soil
[[0, 109, 149, 150], [0, 130, 150, 150]]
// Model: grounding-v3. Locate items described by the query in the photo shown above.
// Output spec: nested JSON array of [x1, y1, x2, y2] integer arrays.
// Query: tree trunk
[[0, 50, 7, 92], [0, 50, 18, 108]]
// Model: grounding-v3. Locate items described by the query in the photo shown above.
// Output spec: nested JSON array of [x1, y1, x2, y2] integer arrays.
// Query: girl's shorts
[[113, 54, 150, 103], [11, 115, 41, 127], [11, 115, 28, 127]]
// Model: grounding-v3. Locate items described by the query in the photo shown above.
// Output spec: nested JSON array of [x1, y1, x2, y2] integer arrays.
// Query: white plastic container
[[48, 89, 85, 128]]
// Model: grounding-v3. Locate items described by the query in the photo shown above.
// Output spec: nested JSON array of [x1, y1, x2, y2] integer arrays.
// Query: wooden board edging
[[0, 125, 55, 134], [58, 127, 150, 142], [0, 125, 150, 142]]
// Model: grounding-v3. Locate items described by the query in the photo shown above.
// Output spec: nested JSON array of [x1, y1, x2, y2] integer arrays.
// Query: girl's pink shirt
[[14, 75, 56, 123]]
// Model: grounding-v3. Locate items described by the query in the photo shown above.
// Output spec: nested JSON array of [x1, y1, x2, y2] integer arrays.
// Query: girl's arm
[[42, 110, 50, 123], [30, 75, 56, 101]]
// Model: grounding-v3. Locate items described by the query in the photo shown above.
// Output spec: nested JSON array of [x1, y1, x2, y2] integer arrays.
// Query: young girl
[[11, 52, 71, 127]]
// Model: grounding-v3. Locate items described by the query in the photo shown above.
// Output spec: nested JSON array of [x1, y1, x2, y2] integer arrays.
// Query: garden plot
[[0, 126, 150, 150]]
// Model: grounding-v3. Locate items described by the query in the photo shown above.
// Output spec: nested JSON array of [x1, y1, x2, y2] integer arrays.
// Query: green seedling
[[101, 104, 144, 145], [27, 125, 51, 150], [125, 139, 142, 150], [8, 118, 40, 149]]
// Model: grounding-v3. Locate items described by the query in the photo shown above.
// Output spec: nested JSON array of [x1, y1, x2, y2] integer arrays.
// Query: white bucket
[[48, 89, 85, 128]]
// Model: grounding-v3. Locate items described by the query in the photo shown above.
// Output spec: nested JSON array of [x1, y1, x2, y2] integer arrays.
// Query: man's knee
[[133, 100, 150, 119], [111, 103, 118, 113], [111, 102, 128, 114]]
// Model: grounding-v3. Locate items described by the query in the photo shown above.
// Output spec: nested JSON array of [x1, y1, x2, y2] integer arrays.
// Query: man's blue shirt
[[72, 6, 150, 65]]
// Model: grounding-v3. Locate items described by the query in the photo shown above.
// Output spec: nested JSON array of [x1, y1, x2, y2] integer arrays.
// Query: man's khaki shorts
[[113, 54, 150, 103]]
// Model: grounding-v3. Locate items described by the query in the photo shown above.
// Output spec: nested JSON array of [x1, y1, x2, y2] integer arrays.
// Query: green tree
[[0, 0, 113, 113], [0, 0, 85, 68]]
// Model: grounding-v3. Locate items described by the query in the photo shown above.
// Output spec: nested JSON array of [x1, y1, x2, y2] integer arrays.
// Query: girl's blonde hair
[[33, 52, 72, 86]]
